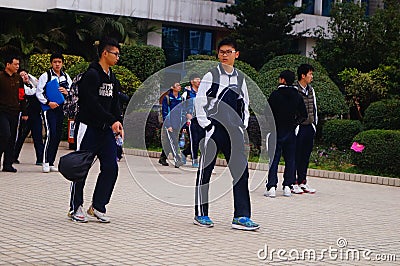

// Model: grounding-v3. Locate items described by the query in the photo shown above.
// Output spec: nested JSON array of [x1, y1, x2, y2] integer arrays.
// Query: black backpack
[[63, 72, 84, 118]]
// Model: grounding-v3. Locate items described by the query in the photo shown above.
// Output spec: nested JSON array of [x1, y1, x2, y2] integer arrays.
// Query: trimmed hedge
[[351, 130, 400, 176], [363, 99, 400, 130], [256, 55, 348, 118], [322, 119, 363, 149], [119, 44, 166, 82], [111, 65, 142, 97], [28, 54, 85, 78]]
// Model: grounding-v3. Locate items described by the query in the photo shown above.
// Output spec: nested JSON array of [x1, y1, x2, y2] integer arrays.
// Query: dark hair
[[189, 73, 200, 81], [4, 55, 20, 65], [18, 68, 28, 74], [50, 53, 64, 63], [217, 37, 238, 51], [279, 70, 295, 85], [297, 64, 314, 80], [97, 37, 120, 58]]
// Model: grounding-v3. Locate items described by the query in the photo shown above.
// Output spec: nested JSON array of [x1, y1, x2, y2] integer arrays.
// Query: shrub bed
[[351, 130, 400, 176], [322, 119, 363, 149]]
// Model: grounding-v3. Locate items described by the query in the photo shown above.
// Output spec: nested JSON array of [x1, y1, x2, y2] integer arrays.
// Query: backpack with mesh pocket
[[63, 72, 84, 118]]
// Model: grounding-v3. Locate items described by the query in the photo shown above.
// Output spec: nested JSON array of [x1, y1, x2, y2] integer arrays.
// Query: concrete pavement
[[0, 143, 399, 265]]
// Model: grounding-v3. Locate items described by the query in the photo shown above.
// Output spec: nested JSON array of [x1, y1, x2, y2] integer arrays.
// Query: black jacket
[[268, 85, 307, 133], [76, 62, 121, 129]]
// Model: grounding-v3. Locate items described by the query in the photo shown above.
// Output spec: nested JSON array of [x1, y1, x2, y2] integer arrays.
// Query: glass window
[[322, 0, 334, 16], [303, 0, 315, 14], [162, 26, 213, 66]]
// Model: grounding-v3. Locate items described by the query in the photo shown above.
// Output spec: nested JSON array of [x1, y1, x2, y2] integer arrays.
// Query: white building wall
[[1, 0, 236, 28]]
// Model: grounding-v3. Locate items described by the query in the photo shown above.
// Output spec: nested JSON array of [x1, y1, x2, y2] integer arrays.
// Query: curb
[[123, 148, 400, 188]]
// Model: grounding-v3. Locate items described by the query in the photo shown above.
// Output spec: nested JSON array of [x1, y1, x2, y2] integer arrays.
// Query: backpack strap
[[46, 70, 52, 84]]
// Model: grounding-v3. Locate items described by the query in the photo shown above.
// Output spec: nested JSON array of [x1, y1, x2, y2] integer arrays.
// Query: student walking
[[14, 69, 44, 165], [194, 38, 259, 231], [68, 37, 124, 223], [36, 53, 72, 173], [180, 73, 204, 168], [158, 82, 184, 168]]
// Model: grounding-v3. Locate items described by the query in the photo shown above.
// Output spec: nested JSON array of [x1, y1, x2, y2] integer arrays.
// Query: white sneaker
[[69, 205, 88, 223], [264, 187, 276, 198], [42, 163, 50, 173], [50, 166, 58, 172], [283, 186, 291, 197], [291, 184, 303, 194], [87, 205, 110, 223], [300, 184, 316, 194]]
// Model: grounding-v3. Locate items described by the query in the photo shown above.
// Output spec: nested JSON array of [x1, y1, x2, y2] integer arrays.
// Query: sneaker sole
[[87, 210, 110, 223], [263, 193, 276, 198], [232, 224, 260, 231], [193, 220, 214, 228], [302, 190, 316, 194]]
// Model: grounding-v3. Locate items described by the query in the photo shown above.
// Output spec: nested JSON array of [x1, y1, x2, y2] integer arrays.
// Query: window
[[322, 0, 334, 16], [303, 0, 315, 14], [162, 26, 213, 66]]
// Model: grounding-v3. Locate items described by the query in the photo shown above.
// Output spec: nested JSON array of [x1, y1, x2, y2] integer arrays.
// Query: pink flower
[[351, 142, 365, 153]]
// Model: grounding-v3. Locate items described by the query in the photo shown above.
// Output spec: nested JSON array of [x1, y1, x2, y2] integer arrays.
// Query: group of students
[[265, 65, 317, 198], [0, 52, 72, 173], [1, 36, 318, 231], [158, 73, 203, 169]]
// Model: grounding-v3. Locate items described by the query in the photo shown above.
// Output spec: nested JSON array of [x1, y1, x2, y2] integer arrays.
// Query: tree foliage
[[217, 0, 304, 70]]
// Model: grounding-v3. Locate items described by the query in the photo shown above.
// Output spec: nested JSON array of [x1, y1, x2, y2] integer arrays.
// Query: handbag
[[59, 150, 96, 182]]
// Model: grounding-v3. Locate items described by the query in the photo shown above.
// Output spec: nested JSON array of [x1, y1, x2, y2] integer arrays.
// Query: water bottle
[[179, 132, 185, 148], [115, 134, 123, 146]]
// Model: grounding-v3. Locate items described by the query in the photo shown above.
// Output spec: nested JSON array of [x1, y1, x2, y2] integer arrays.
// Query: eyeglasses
[[218, 50, 236, 56], [107, 50, 120, 58]]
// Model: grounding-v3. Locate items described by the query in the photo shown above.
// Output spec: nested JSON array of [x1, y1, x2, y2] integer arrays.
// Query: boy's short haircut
[[189, 73, 200, 81], [217, 37, 238, 51], [297, 64, 314, 80], [50, 52, 64, 63], [279, 70, 295, 85], [97, 37, 120, 58]]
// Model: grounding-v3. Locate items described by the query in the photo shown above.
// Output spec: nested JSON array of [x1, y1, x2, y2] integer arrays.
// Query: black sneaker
[[2, 166, 17, 173], [158, 158, 169, 166], [13, 159, 20, 164]]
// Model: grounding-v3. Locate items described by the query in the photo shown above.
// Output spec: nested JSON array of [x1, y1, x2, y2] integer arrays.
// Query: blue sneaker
[[232, 217, 260, 231], [192, 159, 199, 168], [194, 216, 214, 227]]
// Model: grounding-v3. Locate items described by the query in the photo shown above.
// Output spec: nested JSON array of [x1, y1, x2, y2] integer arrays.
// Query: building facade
[[0, 0, 383, 65]]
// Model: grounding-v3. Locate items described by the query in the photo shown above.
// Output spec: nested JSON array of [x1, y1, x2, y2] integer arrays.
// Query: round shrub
[[111, 65, 142, 97], [256, 67, 348, 118], [322, 119, 363, 149], [28, 54, 85, 78], [351, 130, 400, 175], [119, 44, 166, 82], [259, 54, 329, 76], [363, 99, 400, 130], [67, 61, 90, 79]]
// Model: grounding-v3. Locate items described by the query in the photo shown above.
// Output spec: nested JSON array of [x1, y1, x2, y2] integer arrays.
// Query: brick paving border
[[124, 148, 400, 187]]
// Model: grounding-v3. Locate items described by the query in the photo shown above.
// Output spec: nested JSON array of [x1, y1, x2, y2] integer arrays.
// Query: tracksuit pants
[[0, 112, 18, 168], [43, 107, 64, 166], [295, 124, 316, 185], [195, 124, 251, 218], [266, 130, 296, 189], [182, 121, 205, 160], [69, 122, 118, 213], [14, 111, 44, 164], [160, 127, 181, 163]]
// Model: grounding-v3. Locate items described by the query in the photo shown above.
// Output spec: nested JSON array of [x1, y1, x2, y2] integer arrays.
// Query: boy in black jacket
[[68, 37, 123, 223], [264, 70, 307, 198]]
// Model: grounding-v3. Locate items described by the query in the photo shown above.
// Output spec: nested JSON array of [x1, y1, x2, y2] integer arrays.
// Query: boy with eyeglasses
[[193, 38, 259, 231], [68, 37, 124, 223]]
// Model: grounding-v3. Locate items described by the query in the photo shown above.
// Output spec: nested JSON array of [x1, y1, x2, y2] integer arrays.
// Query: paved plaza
[[0, 143, 399, 265]]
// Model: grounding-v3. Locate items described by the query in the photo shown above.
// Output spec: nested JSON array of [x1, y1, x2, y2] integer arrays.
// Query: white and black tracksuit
[[69, 62, 122, 214], [36, 69, 72, 167], [194, 64, 251, 218]]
